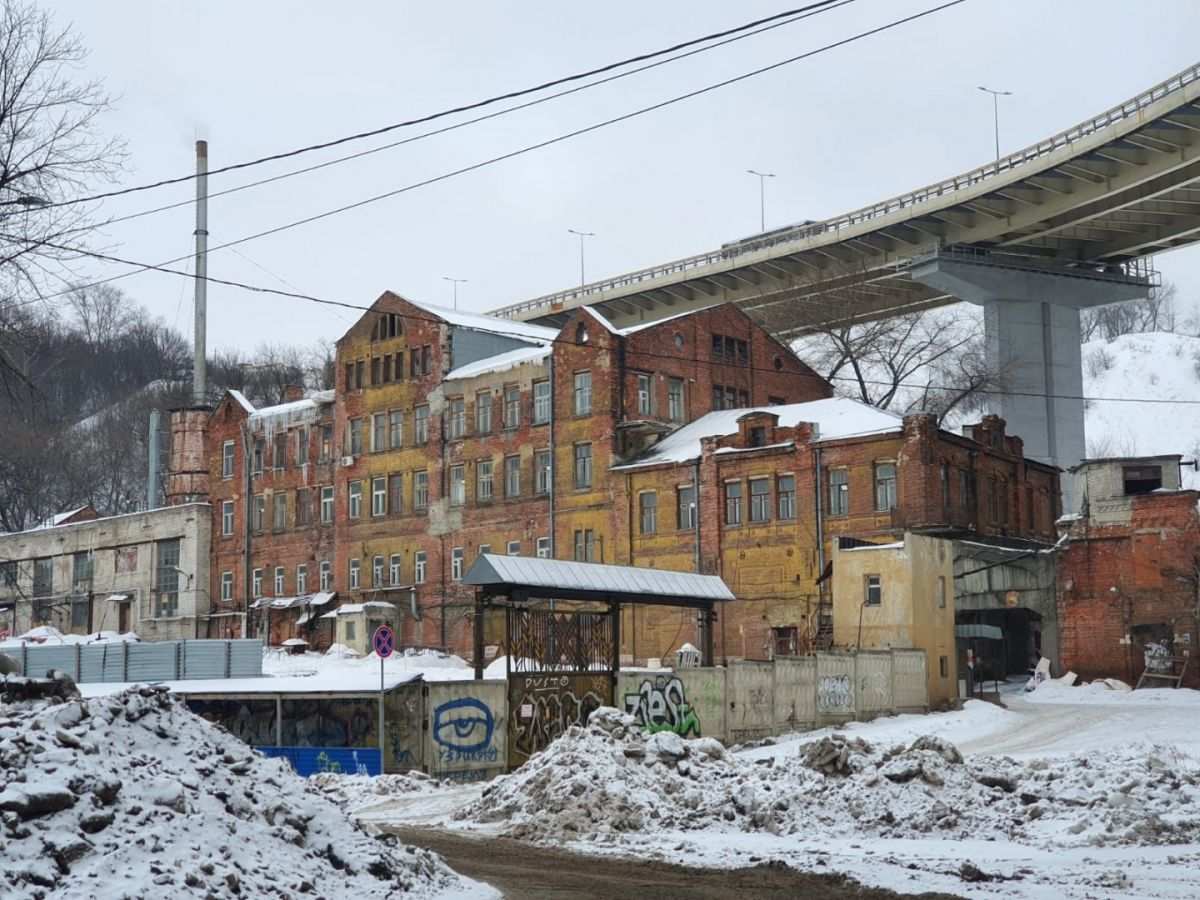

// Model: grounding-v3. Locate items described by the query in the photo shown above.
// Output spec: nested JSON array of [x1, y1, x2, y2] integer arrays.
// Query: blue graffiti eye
[[432, 697, 495, 754]]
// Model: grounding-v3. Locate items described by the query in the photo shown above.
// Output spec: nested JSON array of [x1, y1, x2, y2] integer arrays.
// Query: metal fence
[[0, 639, 263, 683]]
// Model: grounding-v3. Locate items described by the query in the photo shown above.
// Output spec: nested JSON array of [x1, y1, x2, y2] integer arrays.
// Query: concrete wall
[[0, 503, 211, 641], [426, 679, 507, 781]]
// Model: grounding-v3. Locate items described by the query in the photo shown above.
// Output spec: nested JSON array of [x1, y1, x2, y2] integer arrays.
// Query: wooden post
[[473, 593, 485, 680]]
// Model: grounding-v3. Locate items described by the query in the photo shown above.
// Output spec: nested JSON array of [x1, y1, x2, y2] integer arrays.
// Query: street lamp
[[977, 86, 1012, 162], [441, 276, 467, 311], [567, 229, 595, 289], [746, 170, 775, 232]]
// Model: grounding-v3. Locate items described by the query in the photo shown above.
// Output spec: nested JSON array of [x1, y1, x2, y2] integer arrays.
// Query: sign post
[[372, 624, 395, 769]]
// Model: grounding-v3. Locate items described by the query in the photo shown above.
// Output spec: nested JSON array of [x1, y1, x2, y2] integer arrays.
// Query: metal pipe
[[192, 140, 209, 406], [147, 409, 161, 510]]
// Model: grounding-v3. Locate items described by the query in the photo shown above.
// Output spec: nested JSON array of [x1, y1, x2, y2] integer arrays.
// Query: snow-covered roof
[[319, 601, 397, 619], [445, 345, 551, 381], [79, 670, 423, 697], [613, 397, 903, 470], [464, 554, 734, 603], [406, 298, 558, 345], [227, 389, 256, 413], [580, 305, 720, 337]]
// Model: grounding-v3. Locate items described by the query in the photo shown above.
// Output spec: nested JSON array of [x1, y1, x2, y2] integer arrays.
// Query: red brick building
[[1057, 456, 1199, 688]]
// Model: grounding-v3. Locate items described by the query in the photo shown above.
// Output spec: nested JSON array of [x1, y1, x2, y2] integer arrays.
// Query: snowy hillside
[[1082, 331, 1200, 487]]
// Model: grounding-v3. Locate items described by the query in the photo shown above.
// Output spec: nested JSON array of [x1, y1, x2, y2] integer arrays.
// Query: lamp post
[[977, 86, 1012, 162], [746, 169, 775, 232], [441, 276, 467, 310], [567, 229, 594, 289]]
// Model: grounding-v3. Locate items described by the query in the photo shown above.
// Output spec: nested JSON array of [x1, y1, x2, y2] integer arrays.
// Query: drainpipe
[[813, 443, 827, 649], [241, 420, 253, 639], [692, 462, 701, 573], [547, 353, 555, 558]]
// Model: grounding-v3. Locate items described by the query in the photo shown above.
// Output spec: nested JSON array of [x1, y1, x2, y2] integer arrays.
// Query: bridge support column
[[911, 253, 1151, 514]]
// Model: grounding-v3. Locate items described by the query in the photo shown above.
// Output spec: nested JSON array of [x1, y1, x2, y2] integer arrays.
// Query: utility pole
[[977, 86, 1012, 161], [746, 169, 775, 232], [193, 140, 209, 405], [441, 276, 467, 310], [567, 229, 594, 288]]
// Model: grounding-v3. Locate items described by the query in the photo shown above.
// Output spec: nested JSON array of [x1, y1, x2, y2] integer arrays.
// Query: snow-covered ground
[[351, 685, 1200, 899], [262, 645, 475, 683]]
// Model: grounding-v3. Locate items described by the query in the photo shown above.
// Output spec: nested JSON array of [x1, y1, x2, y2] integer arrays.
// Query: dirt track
[[390, 827, 965, 900]]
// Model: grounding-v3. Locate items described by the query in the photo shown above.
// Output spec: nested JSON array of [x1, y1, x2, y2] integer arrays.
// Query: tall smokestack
[[192, 139, 208, 406]]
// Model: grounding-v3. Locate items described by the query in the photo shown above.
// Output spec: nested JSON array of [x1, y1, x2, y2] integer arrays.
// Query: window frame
[[573, 371, 592, 416], [371, 475, 387, 517], [777, 474, 796, 520], [874, 462, 897, 512], [573, 443, 593, 489], [724, 481, 743, 526], [639, 491, 657, 535], [221, 500, 234, 536], [348, 480, 363, 519], [864, 574, 882, 606], [749, 477, 771, 523], [349, 558, 361, 590]]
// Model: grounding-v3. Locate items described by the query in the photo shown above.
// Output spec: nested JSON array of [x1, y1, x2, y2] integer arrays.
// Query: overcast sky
[[51, 0, 1200, 354]]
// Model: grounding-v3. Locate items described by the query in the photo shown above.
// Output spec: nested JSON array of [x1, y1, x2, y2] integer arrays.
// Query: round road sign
[[372, 624, 395, 659]]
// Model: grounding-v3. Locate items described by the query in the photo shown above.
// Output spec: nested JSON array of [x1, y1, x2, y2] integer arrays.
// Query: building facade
[[0, 503, 211, 641]]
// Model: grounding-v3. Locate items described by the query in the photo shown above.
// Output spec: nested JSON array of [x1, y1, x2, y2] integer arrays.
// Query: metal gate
[[505, 608, 614, 767]]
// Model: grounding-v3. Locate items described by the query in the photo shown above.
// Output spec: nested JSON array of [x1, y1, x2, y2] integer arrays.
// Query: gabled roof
[[444, 345, 551, 381], [464, 554, 733, 606], [405, 298, 559, 345]]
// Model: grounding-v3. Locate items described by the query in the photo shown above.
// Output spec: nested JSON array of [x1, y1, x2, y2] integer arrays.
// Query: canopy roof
[[464, 554, 733, 608]]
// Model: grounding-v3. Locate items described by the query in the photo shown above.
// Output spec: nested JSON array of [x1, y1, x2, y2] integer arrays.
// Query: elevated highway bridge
[[493, 62, 1200, 510]]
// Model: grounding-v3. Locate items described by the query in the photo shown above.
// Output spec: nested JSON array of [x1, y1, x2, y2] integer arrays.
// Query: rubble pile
[[460, 706, 1200, 850], [0, 683, 463, 899]]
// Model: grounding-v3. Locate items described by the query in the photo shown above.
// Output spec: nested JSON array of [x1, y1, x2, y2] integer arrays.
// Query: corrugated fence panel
[[229, 640, 263, 678], [893, 649, 929, 711], [126, 641, 180, 681], [855, 652, 894, 715], [774, 657, 816, 733], [182, 641, 228, 680], [726, 662, 774, 743], [26, 645, 78, 681], [80, 644, 127, 683], [426, 680, 506, 781], [815, 653, 856, 721]]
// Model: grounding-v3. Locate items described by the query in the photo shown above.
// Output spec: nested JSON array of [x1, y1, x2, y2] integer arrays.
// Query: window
[[960, 469, 975, 513], [221, 500, 234, 536], [668, 378, 684, 423], [725, 482, 742, 526], [477, 460, 494, 501], [73, 551, 93, 588], [372, 413, 387, 453], [507, 540, 521, 556], [937, 575, 946, 609], [414, 471, 429, 510], [710, 384, 750, 411], [295, 489, 311, 526], [865, 574, 882, 606], [345, 620, 357, 642], [573, 529, 597, 562], [222, 440, 235, 478], [498, 385, 518, 429], [272, 492, 287, 531], [220, 571, 233, 602], [252, 439, 264, 474], [449, 465, 465, 506], [252, 568, 264, 598], [874, 463, 897, 512], [749, 478, 770, 522], [410, 348, 420, 378], [772, 626, 799, 657], [414, 405, 429, 444], [319, 560, 331, 591], [390, 554, 402, 585], [1, 560, 17, 589], [349, 558, 360, 589], [448, 398, 465, 439], [320, 425, 333, 462], [778, 475, 796, 520], [535, 450, 551, 495], [355, 359, 364, 389], [636, 373, 653, 416], [297, 427, 309, 466], [677, 485, 696, 530], [389, 474, 403, 516], [389, 409, 403, 449], [252, 494, 265, 532], [115, 546, 138, 575], [505, 455, 520, 498], [320, 486, 334, 524], [348, 480, 363, 519], [372, 476, 387, 516], [573, 443, 593, 489], [344, 361, 354, 391], [940, 463, 950, 511], [749, 426, 767, 448], [372, 555, 384, 588], [349, 418, 364, 456], [274, 432, 287, 470], [274, 566, 285, 595], [382, 354, 392, 383], [533, 380, 551, 424], [536, 537, 551, 558], [297, 565, 307, 595], [476, 391, 492, 434], [939, 656, 949, 679], [371, 356, 382, 386], [421, 345, 432, 375], [414, 551, 427, 584], [1123, 465, 1163, 496], [573, 371, 592, 415], [155, 539, 180, 617], [451, 547, 464, 581], [395, 350, 405, 380], [639, 492, 657, 535]]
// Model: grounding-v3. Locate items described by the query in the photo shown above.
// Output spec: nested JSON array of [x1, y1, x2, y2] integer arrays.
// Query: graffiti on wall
[[509, 674, 608, 760], [432, 696, 498, 765], [623, 675, 701, 737], [817, 674, 852, 712]]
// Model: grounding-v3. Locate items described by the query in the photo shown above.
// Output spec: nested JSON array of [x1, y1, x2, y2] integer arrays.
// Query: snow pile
[[460, 707, 1200, 850], [0, 681, 464, 899], [0, 627, 140, 649], [264, 646, 473, 684], [1027, 680, 1200, 707], [312, 770, 449, 813]]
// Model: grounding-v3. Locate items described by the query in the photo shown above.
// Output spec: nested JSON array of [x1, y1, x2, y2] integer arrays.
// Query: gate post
[[473, 594, 484, 681], [610, 600, 621, 693]]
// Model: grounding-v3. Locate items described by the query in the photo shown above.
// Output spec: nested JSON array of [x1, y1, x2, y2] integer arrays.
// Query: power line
[[14, 232, 1200, 408], [26, 0, 968, 306], [35, 1, 850, 213]]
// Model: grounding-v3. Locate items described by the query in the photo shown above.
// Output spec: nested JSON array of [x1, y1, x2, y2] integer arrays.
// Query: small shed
[[319, 600, 399, 655]]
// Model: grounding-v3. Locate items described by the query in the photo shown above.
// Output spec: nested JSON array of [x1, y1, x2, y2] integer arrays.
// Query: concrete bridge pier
[[911, 252, 1152, 514]]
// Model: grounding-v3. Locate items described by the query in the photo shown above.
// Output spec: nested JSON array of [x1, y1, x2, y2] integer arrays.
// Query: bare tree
[[1080, 283, 1177, 343], [65, 283, 135, 345]]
